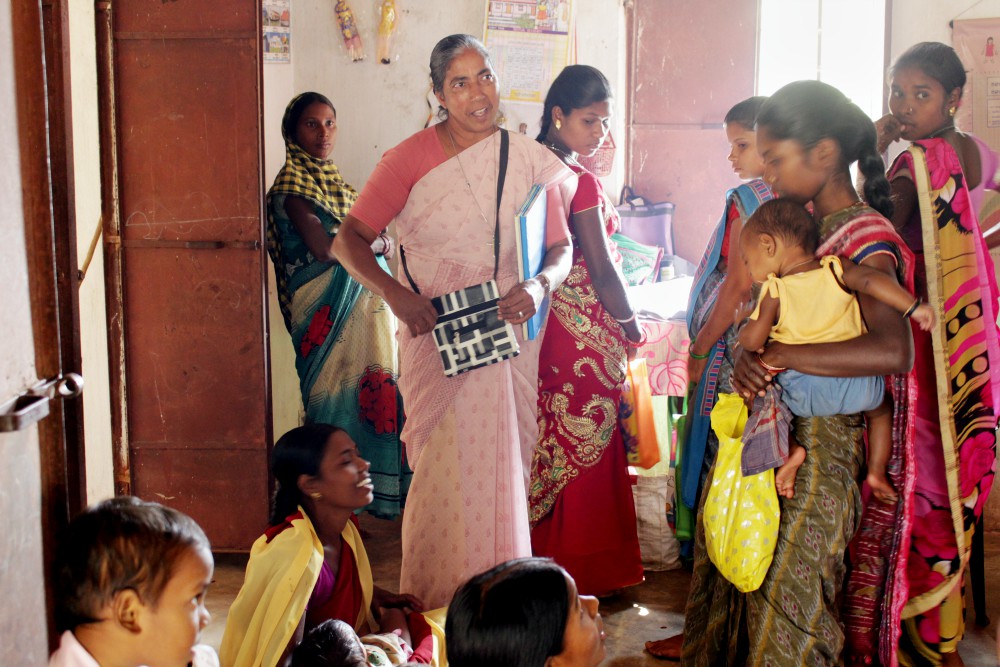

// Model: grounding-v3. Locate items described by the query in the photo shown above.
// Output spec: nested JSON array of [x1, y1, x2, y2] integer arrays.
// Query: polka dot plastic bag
[[702, 392, 780, 593]]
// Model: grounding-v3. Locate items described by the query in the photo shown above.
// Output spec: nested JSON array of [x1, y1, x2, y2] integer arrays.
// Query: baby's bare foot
[[775, 445, 807, 499]]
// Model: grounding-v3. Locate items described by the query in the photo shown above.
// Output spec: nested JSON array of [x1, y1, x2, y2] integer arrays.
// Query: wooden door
[[1, 0, 73, 658], [103, 1, 271, 549], [626, 0, 759, 263]]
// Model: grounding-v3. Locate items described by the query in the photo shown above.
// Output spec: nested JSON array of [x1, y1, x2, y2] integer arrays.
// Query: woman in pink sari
[[333, 34, 575, 608], [871, 42, 999, 666]]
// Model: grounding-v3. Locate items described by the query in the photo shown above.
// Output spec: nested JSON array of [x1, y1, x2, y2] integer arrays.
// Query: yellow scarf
[[219, 510, 374, 667]]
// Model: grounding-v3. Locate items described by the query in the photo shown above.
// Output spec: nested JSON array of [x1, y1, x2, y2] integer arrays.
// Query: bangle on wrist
[[689, 347, 711, 360], [614, 311, 637, 325], [535, 273, 551, 295], [902, 297, 920, 319], [628, 328, 647, 346], [755, 352, 786, 375]]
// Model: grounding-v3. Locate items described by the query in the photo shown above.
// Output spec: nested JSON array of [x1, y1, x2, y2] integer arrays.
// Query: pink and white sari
[[352, 127, 572, 607]]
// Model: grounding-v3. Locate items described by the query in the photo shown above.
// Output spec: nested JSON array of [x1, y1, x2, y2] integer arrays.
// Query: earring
[[949, 106, 957, 117], [309, 492, 322, 499], [555, 119, 562, 130]]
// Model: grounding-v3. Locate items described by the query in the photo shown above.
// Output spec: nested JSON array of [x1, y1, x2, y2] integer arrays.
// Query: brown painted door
[[626, 1, 759, 263], [1, 0, 73, 658], [109, 1, 270, 549]]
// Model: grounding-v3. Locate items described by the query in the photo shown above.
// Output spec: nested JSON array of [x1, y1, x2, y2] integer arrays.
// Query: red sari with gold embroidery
[[528, 163, 643, 595]]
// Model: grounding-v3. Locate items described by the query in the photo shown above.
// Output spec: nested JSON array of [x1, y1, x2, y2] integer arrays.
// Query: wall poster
[[484, 0, 575, 139], [954, 18, 1000, 237], [263, 0, 291, 64]]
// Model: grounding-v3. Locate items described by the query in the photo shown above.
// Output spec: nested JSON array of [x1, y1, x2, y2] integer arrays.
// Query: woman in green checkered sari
[[266, 92, 410, 518]]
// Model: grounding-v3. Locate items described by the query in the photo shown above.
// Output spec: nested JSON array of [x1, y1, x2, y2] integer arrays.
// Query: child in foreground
[[738, 199, 934, 500], [49, 496, 216, 667]]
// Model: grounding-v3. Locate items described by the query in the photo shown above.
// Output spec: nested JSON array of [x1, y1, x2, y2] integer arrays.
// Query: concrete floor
[[202, 515, 1000, 665]]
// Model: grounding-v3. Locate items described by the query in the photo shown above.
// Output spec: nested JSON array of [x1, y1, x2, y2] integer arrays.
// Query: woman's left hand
[[373, 587, 424, 613], [498, 277, 545, 324]]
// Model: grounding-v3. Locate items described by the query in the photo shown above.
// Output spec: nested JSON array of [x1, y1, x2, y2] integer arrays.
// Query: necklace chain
[[543, 140, 579, 166], [447, 125, 497, 238], [928, 124, 955, 139], [782, 257, 816, 276]]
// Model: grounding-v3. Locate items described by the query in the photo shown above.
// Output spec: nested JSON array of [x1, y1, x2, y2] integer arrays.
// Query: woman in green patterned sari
[[266, 92, 410, 518]]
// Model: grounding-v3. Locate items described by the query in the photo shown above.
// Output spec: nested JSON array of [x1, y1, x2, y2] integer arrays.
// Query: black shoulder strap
[[492, 128, 509, 280], [401, 128, 509, 293]]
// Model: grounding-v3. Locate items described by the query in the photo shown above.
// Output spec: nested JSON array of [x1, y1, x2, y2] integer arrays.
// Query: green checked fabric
[[266, 93, 358, 328]]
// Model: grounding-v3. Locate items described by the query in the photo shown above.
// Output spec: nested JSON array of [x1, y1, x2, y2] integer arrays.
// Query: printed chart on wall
[[484, 0, 575, 139], [263, 0, 291, 63], [954, 19, 1000, 236]]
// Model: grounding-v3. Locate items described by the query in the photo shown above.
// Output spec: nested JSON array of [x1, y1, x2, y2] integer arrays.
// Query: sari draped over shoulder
[[682, 205, 911, 667], [678, 180, 773, 526], [528, 163, 643, 595], [886, 139, 999, 665], [266, 96, 409, 519], [365, 129, 572, 608], [219, 510, 376, 667]]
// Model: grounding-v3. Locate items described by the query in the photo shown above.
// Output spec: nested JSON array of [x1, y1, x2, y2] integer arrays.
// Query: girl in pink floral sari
[[332, 35, 575, 608], [874, 42, 999, 666]]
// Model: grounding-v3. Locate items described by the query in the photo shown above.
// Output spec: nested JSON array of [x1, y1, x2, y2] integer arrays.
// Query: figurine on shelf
[[335, 0, 364, 61], [376, 0, 397, 64]]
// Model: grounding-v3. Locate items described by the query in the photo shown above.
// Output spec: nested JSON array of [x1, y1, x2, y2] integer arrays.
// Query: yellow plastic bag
[[702, 392, 780, 593]]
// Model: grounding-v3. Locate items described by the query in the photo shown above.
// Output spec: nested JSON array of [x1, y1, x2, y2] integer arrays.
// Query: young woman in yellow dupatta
[[220, 424, 444, 667]]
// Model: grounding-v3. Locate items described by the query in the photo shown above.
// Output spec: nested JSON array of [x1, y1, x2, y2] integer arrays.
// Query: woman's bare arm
[[331, 215, 437, 336]]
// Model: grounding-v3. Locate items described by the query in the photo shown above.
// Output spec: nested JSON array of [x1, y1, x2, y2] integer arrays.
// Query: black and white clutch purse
[[430, 279, 519, 377], [399, 130, 519, 377]]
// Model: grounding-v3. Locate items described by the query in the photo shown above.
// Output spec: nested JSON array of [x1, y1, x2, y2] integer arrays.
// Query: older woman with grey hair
[[332, 34, 576, 607]]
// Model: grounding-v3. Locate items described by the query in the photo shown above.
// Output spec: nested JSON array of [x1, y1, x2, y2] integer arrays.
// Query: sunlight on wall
[[758, 0, 887, 121]]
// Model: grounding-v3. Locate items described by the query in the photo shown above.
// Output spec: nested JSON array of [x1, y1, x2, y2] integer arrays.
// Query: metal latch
[[0, 373, 84, 433]]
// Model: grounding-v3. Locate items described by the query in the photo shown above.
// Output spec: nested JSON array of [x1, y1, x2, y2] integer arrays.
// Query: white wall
[[69, 1, 114, 504], [889, 0, 1000, 58], [263, 0, 627, 433], [263, 62, 302, 442]]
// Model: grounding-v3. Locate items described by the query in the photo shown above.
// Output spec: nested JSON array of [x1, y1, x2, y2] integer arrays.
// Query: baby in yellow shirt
[[738, 199, 933, 500]]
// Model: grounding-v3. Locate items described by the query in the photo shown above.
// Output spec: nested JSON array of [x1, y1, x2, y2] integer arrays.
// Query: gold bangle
[[902, 297, 920, 319]]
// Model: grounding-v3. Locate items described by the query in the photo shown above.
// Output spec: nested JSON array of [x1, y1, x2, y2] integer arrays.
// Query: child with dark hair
[[446, 558, 605, 667], [49, 496, 216, 667], [737, 199, 933, 498], [292, 618, 414, 667]]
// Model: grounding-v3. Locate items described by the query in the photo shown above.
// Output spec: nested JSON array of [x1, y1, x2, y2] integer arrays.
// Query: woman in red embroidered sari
[[872, 42, 1000, 667], [528, 65, 644, 596]]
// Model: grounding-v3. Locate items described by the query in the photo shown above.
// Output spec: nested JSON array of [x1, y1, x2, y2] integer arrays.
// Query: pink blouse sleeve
[[533, 143, 574, 246], [350, 127, 446, 232]]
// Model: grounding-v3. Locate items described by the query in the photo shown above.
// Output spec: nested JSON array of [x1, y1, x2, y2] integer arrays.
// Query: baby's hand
[[910, 303, 936, 331]]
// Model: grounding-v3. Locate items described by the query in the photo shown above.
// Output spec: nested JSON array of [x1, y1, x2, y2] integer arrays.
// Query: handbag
[[702, 392, 780, 593], [619, 358, 660, 469], [616, 185, 675, 257], [400, 129, 519, 377]]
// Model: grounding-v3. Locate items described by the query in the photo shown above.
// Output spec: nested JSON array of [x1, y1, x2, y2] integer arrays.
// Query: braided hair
[[756, 80, 893, 218]]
